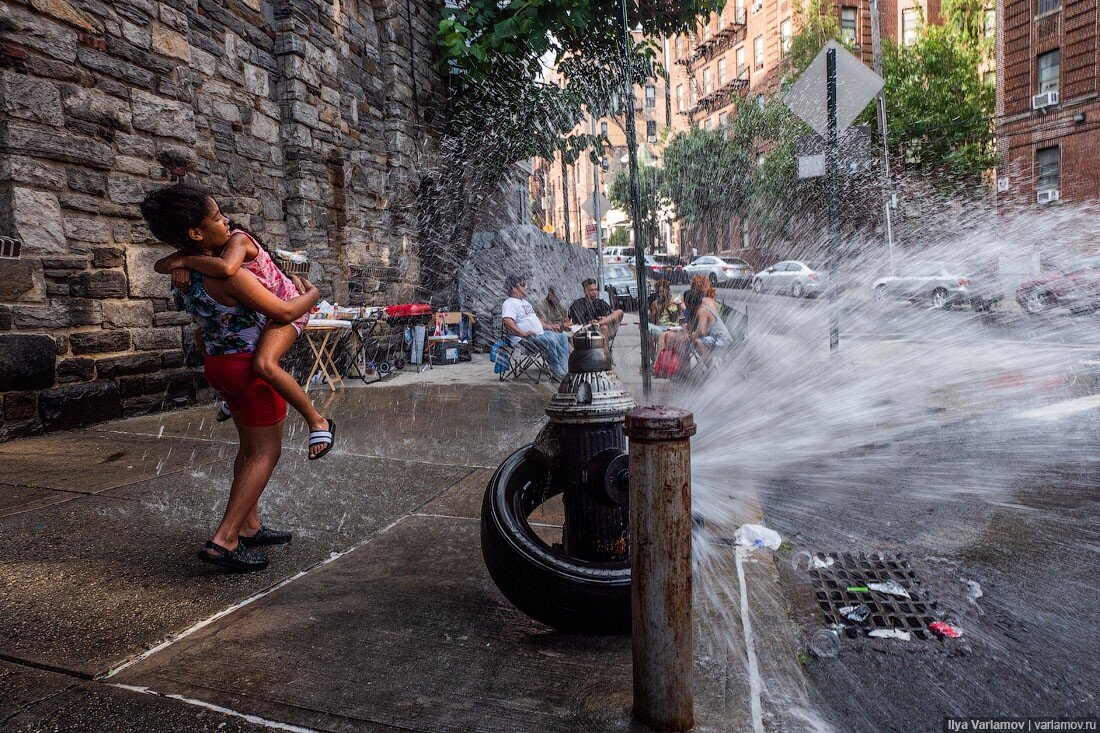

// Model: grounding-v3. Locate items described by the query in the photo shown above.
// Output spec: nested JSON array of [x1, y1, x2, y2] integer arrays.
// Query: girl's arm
[[171, 236, 250, 279], [225, 270, 319, 324]]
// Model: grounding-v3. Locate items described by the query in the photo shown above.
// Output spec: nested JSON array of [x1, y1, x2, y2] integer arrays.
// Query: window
[[646, 119, 657, 142], [735, 0, 746, 21], [902, 8, 922, 46], [676, 36, 684, 59], [984, 8, 996, 39], [756, 93, 766, 108], [717, 58, 727, 85], [719, 112, 728, 126], [1037, 0, 1059, 14], [645, 85, 656, 108], [780, 19, 793, 53], [702, 21, 712, 41], [703, 118, 713, 130], [1038, 49, 1060, 93], [600, 121, 608, 138], [841, 7, 858, 45], [985, 69, 996, 87], [1037, 146, 1060, 191], [702, 67, 712, 94], [736, 46, 746, 75], [754, 35, 765, 68], [676, 84, 685, 112]]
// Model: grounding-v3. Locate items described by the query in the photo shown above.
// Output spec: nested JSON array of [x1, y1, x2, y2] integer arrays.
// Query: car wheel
[[931, 288, 949, 309], [874, 285, 888, 303], [481, 445, 631, 634], [1022, 289, 1051, 315], [752, 278, 764, 294], [708, 272, 718, 288], [791, 282, 805, 298]]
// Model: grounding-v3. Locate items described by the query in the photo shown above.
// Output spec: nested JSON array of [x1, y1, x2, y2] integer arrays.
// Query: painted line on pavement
[[109, 684, 319, 733], [1013, 394, 1100, 422], [736, 547, 766, 733]]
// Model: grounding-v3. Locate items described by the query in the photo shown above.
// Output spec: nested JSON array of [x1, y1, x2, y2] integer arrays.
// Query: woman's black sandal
[[197, 540, 269, 572], [307, 418, 336, 461], [239, 525, 293, 547]]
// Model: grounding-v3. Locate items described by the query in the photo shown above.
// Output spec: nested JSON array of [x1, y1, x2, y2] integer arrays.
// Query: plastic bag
[[734, 523, 782, 551]]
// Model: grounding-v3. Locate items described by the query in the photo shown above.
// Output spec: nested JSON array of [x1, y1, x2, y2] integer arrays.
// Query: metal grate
[[809, 553, 942, 640]]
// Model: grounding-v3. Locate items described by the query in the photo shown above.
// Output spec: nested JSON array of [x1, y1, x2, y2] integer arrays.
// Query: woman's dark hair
[[683, 288, 702, 310], [140, 182, 212, 251]]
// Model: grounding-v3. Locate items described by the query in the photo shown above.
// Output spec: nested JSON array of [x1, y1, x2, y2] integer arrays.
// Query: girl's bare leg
[[252, 322, 330, 457], [205, 417, 282, 553]]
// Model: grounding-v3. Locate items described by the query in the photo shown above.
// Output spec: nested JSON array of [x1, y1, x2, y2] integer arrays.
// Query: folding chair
[[494, 336, 553, 385]]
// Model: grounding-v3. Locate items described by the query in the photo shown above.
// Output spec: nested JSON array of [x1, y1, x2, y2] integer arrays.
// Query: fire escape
[[676, 9, 749, 125]]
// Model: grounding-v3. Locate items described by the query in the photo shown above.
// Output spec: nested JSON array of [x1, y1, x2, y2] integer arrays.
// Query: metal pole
[[870, 0, 896, 275], [561, 156, 571, 245], [618, 0, 652, 396], [625, 406, 696, 732], [826, 47, 839, 354], [591, 116, 605, 294]]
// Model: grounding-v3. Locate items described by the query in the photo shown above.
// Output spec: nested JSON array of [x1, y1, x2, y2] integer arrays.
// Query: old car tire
[[791, 282, 804, 298], [481, 445, 631, 635], [708, 272, 719, 288], [931, 288, 949, 309], [753, 278, 764, 294], [1022, 289, 1050, 315]]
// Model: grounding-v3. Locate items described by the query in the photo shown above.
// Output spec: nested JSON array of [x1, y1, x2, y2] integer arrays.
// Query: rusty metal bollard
[[625, 406, 696, 732]]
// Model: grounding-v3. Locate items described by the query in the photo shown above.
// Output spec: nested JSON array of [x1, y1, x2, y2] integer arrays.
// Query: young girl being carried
[[146, 183, 335, 460]]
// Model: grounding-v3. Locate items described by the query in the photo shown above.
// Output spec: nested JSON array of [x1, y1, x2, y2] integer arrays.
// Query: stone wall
[[0, 0, 443, 439], [456, 225, 600, 348]]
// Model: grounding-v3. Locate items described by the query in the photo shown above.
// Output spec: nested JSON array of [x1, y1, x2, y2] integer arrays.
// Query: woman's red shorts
[[204, 352, 287, 427]]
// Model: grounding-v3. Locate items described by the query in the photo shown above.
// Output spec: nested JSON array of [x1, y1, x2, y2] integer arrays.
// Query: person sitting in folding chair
[[681, 288, 733, 369], [501, 274, 570, 382], [568, 277, 624, 353]]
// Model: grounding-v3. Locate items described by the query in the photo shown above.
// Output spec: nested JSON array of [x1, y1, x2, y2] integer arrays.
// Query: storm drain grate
[[808, 552, 942, 639]]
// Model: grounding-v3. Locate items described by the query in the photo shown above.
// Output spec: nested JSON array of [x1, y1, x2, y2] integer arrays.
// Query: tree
[[608, 164, 670, 252]]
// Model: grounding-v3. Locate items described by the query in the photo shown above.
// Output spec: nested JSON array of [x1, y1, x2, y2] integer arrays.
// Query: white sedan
[[752, 260, 826, 298], [681, 256, 753, 288]]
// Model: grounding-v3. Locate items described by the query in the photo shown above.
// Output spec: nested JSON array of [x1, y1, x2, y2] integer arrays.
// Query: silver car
[[872, 262, 1002, 310], [751, 260, 826, 298], [681, 256, 754, 288]]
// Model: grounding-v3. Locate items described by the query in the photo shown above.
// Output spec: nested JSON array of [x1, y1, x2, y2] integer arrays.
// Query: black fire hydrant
[[544, 328, 636, 562]]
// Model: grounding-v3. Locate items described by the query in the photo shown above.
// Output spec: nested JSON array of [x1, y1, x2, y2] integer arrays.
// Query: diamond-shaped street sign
[[581, 191, 611, 220], [783, 41, 884, 139]]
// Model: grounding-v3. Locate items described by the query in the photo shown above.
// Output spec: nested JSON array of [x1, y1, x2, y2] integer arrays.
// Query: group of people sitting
[[500, 274, 625, 381], [649, 275, 733, 374]]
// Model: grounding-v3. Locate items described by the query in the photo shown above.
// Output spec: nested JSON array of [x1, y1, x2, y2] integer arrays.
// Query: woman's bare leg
[[205, 417, 282, 553], [252, 322, 330, 457]]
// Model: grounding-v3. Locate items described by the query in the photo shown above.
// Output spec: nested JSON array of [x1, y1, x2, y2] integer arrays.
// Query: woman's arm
[[223, 270, 319, 324], [171, 236, 250, 279], [154, 252, 185, 275]]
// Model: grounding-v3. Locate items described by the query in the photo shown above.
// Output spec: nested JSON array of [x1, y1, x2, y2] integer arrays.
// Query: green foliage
[[785, 0, 847, 74], [606, 227, 630, 247], [608, 164, 669, 251]]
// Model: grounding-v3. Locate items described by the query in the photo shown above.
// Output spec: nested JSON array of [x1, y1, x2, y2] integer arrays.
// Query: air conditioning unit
[[752, 0, 763, 13], [1036, 188, 1060, 204], [1032, 90, 1059, 109]]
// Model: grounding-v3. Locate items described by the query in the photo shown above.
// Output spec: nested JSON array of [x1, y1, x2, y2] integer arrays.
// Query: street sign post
[[783, 41, 883, 354]]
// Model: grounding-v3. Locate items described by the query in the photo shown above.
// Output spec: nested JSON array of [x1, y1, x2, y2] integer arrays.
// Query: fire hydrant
[[544, 327, 636, 561]]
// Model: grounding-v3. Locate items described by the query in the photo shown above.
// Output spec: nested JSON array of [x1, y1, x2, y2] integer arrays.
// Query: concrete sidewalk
[[0, 352, 808, 732]]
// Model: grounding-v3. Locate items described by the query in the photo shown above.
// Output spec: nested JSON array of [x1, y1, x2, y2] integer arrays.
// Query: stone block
[[92, 245, 125, 268], [95, 351, 161, 378], [234, 136, 271, 162], [56, 357, 95, 383], [1, 5, 79, 62], [1, 71, 63, 126], [70, 269, 127, 298], [29, 0, 103, 34], [158, 4, 187, 33], [66, 167, 106, 195], [106, 174, 149, 204], [3, 391, 40, 421], [77, 48, 155, 90], [243, 62, 269, 96], [212, 100, 241, 123], [0, 334, 57, 391], [63, 216, 111, 243], [101, 298, 153, 327], [11, 299, 101, 329], [151, 24, 190, 61], [5, 120, 115, 169], [0, 259, 38, 301], [9, 187, 66, 254], [124, 244, 174, 298], [38, 379, 121, 431], [70, 329, 131, 354], [0, 156, 67, 190], [152, 310, 191, 326], [120, 20, 151, 50], [131, 88, 195, 141], [60, 84, 132, 130], [131, 326, 181, 351], [190, 47, 217, 77], [114, 154, 151, 176]]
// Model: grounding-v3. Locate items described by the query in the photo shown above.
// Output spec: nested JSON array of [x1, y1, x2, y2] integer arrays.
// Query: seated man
[[501, 274, 570, 381], [535, 286, 572, 333], [568, 278, 625, 346]]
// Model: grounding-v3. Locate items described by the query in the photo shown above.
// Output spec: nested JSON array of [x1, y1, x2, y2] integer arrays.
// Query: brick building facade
[[996, 0, 1100, 206], [0, 0, 444, 439]]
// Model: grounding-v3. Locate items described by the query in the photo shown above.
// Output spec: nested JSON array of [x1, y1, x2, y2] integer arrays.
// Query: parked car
[[1015, 254, 1100, 315], [752, 261, 826, 298], [654, 254, 687, 283], [682, 256, 754, 288], [873, 262, 1002, 310], [602, 246, 634, 265], [603, 263, 639, 311]]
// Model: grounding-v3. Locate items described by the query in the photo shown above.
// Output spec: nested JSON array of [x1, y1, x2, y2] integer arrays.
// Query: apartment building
[[996, 0, 1100, 206]]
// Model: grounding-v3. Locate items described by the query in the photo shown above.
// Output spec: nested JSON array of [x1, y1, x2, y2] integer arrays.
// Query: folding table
[[303, 319, 352, 392]]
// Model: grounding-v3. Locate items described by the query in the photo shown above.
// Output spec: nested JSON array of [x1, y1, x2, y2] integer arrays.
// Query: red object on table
[[385, 303, 432, 317]]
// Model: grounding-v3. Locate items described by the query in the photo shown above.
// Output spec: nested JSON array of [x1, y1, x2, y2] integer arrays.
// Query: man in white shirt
[[502, 274, 570, 381]]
